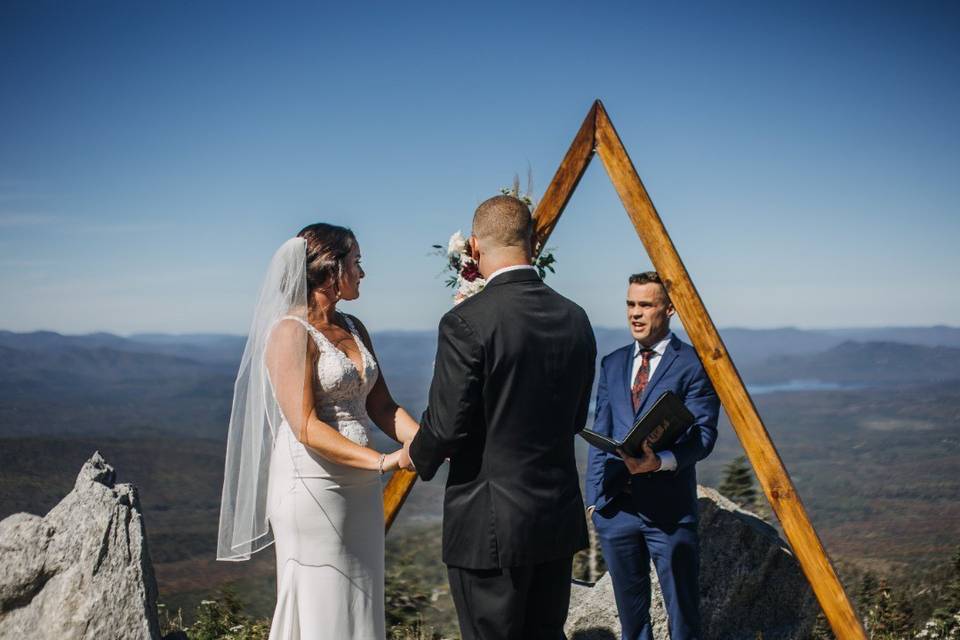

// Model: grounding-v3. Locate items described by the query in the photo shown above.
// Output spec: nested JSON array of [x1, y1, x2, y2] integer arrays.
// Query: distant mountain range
[[0, 330, 244, 367], [745, 340, 960, 386], [1, 326, 959, 439], [5, 324, 960, 365]]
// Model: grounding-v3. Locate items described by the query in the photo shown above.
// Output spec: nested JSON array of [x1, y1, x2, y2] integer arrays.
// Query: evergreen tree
[[868, 578, 914, 639], [944, 546, 960, 614], [928, 546, 960, 636], [719, 455, 758, 510], [809, 611, 835, 640], [857, 571, 879, 613]]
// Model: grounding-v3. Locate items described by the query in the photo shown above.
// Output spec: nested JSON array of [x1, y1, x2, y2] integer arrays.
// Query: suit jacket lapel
[[635, 335, 680, 418], [621, 344, 633, 411], [605, 345, 632, 434]]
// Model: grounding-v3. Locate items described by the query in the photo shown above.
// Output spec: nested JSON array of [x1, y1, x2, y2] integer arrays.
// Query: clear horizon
[[4, 322, 957, 339], [2, 1, 958, 334]]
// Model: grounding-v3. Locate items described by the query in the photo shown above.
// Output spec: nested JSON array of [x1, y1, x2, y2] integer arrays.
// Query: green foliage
[[824, 547, 960, 639], [388, 617, 442, 640], [809, 611, 835, 640], [386, 570, 435, 630], [157, 556, 960, 640], [937, 547, 960, 620], [864, 578, 914, 639], [157, 602, 185, 638], [719, 455, 758, 510], [858, 571, 880, 611], [385, 523, 458, 637], [158, 588, 271, 640], [917, 546, 960, 639], [534, 251, 557, 280]]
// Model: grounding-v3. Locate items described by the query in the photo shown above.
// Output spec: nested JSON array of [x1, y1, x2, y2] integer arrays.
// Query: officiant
[[584, 272, 720, 640]]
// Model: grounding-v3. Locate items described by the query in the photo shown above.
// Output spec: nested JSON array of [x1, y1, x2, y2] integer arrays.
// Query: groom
[[406, 195, 597, 640]]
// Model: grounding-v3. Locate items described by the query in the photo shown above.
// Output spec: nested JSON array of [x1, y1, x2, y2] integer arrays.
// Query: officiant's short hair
[[629, 271, 671, 304], [472, 195, 532, 249]]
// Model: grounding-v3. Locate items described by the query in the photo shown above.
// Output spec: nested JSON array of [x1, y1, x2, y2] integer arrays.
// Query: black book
[[579, 391, 695, 457]]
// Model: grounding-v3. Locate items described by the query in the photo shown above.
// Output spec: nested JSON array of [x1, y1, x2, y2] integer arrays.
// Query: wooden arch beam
[[381, 99, 867, 640]]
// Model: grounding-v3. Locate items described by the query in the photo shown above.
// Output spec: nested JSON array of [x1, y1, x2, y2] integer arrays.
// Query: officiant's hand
[[617, 440, 661, 475]]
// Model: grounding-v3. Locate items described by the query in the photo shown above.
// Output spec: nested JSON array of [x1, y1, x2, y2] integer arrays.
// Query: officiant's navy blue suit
[[585, 334, 719, 640]]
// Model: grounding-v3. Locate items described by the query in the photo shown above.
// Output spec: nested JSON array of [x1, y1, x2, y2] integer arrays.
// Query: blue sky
[[1, 1, 958, 334]]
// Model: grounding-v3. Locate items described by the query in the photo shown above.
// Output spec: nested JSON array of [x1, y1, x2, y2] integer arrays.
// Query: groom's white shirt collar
[[485, 264, 537, 284]]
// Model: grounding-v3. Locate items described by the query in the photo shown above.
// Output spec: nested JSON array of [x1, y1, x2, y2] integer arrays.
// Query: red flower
[[460, 260, 481, 282]]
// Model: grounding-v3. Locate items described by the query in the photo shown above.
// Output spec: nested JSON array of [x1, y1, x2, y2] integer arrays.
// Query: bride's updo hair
[[297, 223, 357, 299]]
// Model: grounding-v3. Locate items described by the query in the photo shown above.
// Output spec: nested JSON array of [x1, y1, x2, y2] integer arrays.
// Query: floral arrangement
[[433, 177, 557, 305], [435, 231, 484, 304]]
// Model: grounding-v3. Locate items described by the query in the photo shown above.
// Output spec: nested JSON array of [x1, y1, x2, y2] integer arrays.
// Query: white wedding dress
[[266, 314, 385, 640]]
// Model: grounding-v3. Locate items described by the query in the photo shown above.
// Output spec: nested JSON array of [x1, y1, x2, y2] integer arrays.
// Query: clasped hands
[[617, 438, 661, 475], [379, 436, 417, 473]]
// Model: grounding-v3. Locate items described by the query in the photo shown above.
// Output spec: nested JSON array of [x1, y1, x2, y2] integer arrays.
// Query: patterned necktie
[[631, 348, 655, 413]]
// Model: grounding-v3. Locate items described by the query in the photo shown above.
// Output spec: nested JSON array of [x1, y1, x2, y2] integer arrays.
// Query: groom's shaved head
[[472, 195, 533, 249]]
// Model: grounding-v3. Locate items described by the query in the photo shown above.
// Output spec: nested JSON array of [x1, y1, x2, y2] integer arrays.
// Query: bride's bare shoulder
[[266, 317, 315, 361]]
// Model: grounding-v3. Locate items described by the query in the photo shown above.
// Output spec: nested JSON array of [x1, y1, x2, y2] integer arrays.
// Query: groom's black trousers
[[447, 555, 574, 640]]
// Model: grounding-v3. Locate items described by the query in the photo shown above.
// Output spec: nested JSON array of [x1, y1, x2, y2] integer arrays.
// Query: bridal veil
[[217, 237, 309, 561]]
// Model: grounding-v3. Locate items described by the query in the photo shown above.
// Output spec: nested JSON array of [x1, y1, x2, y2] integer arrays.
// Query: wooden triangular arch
[[383, 100, 867, 640]]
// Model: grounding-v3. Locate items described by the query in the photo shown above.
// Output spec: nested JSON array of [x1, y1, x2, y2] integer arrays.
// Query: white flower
[[448, 231, 467, 258], [454, 275, 486, 304]]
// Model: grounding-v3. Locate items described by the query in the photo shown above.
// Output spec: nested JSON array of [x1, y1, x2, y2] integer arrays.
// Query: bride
[[217, 223, 419, 639]]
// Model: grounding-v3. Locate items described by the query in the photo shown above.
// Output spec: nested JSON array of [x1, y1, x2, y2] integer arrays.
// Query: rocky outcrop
[[566, 486, 819, 640], [0, 452, 161, 639]]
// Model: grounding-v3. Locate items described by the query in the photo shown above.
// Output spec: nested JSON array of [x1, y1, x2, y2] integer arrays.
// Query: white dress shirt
[[631, 333, 678, 472], [485, 264, 537, 284]]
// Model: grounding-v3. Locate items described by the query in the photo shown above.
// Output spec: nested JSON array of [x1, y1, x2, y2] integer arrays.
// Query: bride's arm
[[265, 319, 403, 471], [350, 315, 420, 444]]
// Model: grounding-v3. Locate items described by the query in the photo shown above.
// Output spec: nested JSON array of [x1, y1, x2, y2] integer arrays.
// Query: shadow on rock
[[570, 628, 618, 640]]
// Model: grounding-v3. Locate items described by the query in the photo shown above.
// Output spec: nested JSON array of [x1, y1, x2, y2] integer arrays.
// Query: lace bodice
[[280, 314, 380, 446]]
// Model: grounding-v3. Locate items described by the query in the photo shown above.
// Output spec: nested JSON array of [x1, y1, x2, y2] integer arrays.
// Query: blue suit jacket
[[585, 334, 720, 524]]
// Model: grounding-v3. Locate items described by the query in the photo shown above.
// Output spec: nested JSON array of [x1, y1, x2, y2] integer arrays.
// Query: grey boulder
[[0, 452, 161, 640], [566, 486, 819, 640]]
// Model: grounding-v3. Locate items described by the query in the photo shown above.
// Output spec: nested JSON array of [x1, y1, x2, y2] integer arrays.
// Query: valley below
[[1, 325, 958, 629]]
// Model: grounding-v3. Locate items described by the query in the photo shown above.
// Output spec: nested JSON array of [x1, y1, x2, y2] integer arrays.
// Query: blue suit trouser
[[593, 494, 701, 640]]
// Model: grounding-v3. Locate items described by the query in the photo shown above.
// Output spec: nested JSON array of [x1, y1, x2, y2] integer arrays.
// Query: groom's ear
[[468, 235, 479, 259]]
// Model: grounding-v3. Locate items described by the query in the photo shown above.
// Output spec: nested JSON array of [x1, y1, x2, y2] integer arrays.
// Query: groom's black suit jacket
[[410, 268, 597, 569]]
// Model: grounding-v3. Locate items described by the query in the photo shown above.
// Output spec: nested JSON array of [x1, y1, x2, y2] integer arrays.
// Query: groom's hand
[[617, 440, 661, 475], [398, 440, 416, 472]]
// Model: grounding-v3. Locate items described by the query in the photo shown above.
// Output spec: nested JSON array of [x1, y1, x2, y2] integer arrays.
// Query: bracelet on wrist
[[377, 453, 386, 475]]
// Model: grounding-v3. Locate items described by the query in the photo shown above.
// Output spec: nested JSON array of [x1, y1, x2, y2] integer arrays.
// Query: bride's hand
[[381, 450, 403, 473], [379, 446, 416, 473]]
